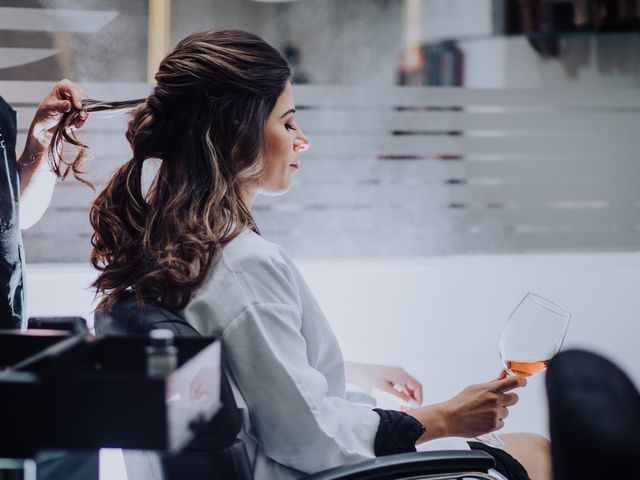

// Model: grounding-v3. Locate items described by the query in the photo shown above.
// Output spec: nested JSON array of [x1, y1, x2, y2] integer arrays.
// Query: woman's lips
[[289, 163, 299, 170]]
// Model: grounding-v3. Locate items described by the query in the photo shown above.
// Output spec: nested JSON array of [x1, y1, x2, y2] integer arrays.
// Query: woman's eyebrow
[[280, 108, 295, 118]]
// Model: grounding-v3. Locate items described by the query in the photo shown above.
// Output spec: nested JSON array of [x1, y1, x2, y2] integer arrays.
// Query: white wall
[[25, 251, 640, 438], [303, 252, 640, 437]]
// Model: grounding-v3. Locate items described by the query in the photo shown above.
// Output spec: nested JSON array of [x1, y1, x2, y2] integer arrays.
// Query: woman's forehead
[[275, 82, 295, 114]]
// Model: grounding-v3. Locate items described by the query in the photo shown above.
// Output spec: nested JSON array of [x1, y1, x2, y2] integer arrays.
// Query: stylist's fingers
[[73, 110, 88, 130], [32, 98, 72, 135], [49, 99, 72, 115], [56, 79, 87, 109]]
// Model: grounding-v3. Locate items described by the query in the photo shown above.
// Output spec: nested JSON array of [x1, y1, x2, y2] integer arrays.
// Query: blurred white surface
[[25, 251, 640, 439], [98, 449, 127, 480]]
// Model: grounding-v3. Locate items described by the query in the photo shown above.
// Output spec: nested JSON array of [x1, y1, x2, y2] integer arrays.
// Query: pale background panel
[[7, 81, 639, 260], [24, 251, 640, 438]]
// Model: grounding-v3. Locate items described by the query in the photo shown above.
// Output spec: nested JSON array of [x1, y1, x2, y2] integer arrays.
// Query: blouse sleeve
[[372, 408, 424, 456], [218, 251, 381, 474], [223, 303, 381, 473]]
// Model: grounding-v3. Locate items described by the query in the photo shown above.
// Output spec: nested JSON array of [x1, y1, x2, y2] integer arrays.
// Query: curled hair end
[[48, 98, 146, 188]]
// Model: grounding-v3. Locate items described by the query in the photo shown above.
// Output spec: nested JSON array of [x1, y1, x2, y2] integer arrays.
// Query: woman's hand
[[345, 361, 423, 405], [406, 373, 525, 443]]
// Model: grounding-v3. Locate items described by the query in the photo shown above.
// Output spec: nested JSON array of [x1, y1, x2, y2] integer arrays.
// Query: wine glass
[[477, 293, 571, 448]]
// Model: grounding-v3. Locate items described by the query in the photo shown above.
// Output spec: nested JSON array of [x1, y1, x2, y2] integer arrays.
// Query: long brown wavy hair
[[49, 30, 291, 310]]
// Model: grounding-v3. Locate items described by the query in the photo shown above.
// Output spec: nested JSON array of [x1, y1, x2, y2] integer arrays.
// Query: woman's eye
[[285, 123, 297, 131]]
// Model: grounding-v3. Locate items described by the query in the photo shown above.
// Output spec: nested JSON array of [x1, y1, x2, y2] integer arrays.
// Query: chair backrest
[[547, 349, 640, 480], [94, 293, 200, 338], [95, 292, 253, 480]]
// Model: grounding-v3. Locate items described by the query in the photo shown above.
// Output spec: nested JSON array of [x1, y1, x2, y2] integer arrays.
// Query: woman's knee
[[502, 432, 549, 451], [500, 432, 551, 480], [520, 432, 550, 452]]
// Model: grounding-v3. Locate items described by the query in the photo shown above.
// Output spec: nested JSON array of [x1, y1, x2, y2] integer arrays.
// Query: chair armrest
[[304, 450, 495, 480], [162, 440, 254, 480]]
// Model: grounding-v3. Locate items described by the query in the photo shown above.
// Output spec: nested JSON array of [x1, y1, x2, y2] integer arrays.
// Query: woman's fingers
[[395, 379, 422, 405], [500, 391, 519, 407], [390, 368, 423, 405], [408, 386, 423, 405], [386, 383, 414, 402], [436, 377, 524, 438], [405, 375, 423, 405], [491, 375, 526, 393], [498, 406, 509, 420]]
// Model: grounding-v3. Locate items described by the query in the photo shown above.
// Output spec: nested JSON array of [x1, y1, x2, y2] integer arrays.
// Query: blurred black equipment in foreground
[[547, 349, 640, 479], [27, 316, 88, 334], [0, 329, 223, 480]]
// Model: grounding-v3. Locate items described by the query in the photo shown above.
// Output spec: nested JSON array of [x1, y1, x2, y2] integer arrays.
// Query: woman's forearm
[[344, 360, 365, 385]]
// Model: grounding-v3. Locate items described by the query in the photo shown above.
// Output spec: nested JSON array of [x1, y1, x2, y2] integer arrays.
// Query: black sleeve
[[372, 408, 425, 456]]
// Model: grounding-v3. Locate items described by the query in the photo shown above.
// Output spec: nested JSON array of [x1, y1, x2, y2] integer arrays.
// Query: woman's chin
[[258, 186, 291, 198]]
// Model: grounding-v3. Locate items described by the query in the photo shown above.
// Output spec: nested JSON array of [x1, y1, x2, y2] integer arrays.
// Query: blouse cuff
[[372, 408, 425, 456]]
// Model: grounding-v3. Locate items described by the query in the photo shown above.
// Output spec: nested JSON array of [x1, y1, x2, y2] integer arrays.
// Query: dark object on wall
[[283, 44, 311, 84], [546, 349, 640, 479], [397, 42, 464, 87], [499, 0, 640, 57]]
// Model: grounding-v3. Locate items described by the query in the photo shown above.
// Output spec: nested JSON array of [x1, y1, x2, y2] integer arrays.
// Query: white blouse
[[182, 230, 380, 480]]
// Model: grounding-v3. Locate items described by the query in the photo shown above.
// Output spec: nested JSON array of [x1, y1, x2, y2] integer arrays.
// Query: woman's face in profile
[[258, 81, 310, 196]]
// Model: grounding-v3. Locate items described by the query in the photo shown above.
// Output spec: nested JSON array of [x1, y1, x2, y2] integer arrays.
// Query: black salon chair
[[95, 293, 495, 480], [95, 293, 252, 480]]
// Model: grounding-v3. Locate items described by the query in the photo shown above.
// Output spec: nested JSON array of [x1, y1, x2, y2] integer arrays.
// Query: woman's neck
[[240, 183, 257, 211]]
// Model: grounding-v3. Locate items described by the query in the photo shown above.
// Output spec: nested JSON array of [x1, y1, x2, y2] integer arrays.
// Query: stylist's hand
[[28, 79, 88, 144], [407, 372, 525, 442], [345, 361, 423, 405]]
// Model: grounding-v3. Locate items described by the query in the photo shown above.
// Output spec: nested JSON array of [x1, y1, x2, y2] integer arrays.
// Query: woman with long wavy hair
[[50, 30, 550, 480]]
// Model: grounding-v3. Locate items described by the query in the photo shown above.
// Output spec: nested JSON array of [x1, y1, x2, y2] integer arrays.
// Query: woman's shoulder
[[184, 229, 301, 333], [223, 229, 292, 269]]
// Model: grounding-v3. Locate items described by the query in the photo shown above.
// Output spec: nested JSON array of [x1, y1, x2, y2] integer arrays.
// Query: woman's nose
[[294, 130, 310, 152]]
